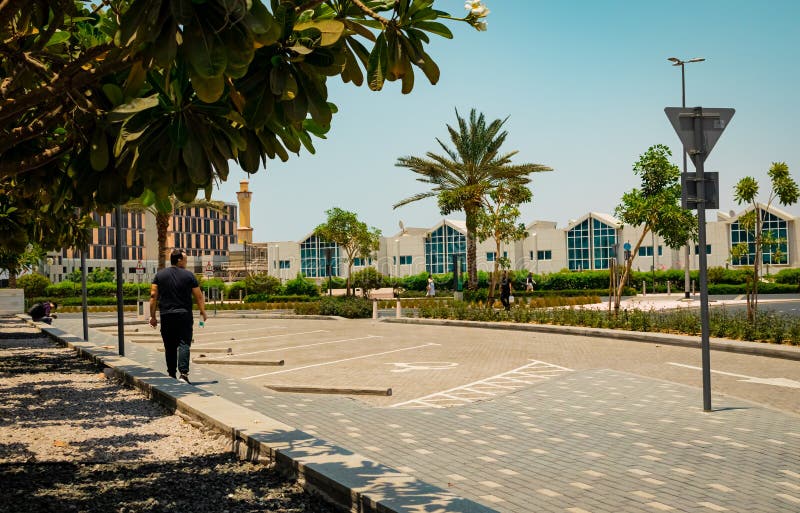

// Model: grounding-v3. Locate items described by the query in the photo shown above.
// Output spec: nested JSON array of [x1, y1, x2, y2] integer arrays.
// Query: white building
[[248, 203, 798, 283]]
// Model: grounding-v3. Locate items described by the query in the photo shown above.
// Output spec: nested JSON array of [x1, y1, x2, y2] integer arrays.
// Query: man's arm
[[149, 284, 159, 327], [191, 286, 208, 321]]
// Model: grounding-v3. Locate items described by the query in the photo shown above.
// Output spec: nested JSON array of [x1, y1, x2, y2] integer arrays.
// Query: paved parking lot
[[57, 314, 800, 513]]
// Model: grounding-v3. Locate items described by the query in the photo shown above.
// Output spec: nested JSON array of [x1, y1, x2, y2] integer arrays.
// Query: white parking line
[[193, 326, 287, 339], [227, 335, 382, 357], [391, 359, 573, 408], [242, 343, 440, 380], [667, 362, 800, 389], [193, 330, 327, 347]]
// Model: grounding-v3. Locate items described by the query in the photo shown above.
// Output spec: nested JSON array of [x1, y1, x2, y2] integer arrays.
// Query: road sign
[[135, 260, 144, 275], [664, 107, 735, 164], [682, 172, 720, 210]]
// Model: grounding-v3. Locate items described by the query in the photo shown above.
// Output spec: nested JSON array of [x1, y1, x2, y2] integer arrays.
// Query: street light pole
[[668, 56, 705, 299]]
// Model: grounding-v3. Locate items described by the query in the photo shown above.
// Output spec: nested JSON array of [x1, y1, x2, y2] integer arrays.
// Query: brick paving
[[58, 316, 800, 513]]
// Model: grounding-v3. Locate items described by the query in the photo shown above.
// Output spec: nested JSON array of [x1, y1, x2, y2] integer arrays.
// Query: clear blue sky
[[215, 0, 800, 242]]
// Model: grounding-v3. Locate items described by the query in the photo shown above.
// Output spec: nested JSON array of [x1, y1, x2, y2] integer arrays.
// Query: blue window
[[694, 245, 712, 255], [486, 252, 496, 262], [425, 225, 466, 274], [400, 255, 412, 265], [568, 218, 616, 270], [537, 250, 552, 260], [300, 235, 339, 277], [731, 209, 788, 265]]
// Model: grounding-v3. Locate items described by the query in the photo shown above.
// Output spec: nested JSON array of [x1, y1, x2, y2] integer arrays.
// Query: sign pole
[[666, 106, 734, 413], [691, 107, 712, 412]]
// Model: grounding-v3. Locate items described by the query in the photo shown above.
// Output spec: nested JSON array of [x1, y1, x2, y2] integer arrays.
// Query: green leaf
[[108, 94, 159, 122], [168, 114, 189, 148], [184, 22, 228, 79], [191, 73, 225, 103], [367, 32, 387, 91], [183, 135, 210, 185], [41, 31, 71, 47], [413, 21, 453, 39], [294, 19, 345, 46], [101, 84, 124, 106]]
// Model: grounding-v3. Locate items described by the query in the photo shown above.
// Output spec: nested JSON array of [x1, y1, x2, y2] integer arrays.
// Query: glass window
[[694, 245, 712, 255], [486, 252, 496, 262], [567, 217, 617, 270], [424, 225, 466, 274], [730, 209, 788, 265], [301, 235, 339, 277], [638, 246, 653, 257], [400, 255, 412, 265], [537, 250, 552, 260]]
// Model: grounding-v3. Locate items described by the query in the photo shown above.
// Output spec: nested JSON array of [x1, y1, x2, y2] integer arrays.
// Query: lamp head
[[688, 57, 706, 63], [667, 57, 681, 64]]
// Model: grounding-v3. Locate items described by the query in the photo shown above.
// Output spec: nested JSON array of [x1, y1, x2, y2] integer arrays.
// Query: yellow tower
[[236, 180, 253, 244]]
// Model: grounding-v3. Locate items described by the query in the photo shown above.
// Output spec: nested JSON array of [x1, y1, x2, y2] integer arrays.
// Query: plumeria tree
[[475, 184, 530, 303], [1, 1, 489, 252], [730, 162, 798, 322]]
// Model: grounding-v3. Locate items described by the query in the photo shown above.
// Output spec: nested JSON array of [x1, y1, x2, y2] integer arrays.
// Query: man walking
[[149, 249, 207, 383]]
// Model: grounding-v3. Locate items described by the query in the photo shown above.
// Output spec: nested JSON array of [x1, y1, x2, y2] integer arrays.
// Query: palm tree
[[126, 196, 227, 270], [394, 109, 551, 290]]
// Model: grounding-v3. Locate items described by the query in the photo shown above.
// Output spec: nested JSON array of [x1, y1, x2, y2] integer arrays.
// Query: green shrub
[[294, 301, 321, 315], [314, 296, 372, 318], [352, 267, 387, 296], [243, 273, 283, 295], [227, 280, 247, 300], [284, 274, 319, 296], [774, 268, 800, 285], [88, 268, 115, 283], [16, 273, 50, 299], [243, 294, 313, 303]]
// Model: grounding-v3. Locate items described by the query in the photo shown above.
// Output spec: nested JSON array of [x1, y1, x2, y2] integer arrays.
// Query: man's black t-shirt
[[153, 266, 198, 314]]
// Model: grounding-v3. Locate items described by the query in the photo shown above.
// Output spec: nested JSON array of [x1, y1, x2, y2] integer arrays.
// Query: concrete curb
[[38, 325, 497, 513], [382, 318, 800, 361]]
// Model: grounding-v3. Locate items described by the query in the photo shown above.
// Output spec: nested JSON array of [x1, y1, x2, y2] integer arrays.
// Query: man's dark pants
[[160, 312, 193, 377]]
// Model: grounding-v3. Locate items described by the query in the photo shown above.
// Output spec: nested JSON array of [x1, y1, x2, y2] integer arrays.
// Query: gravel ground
[[0, 334, 340, 513]]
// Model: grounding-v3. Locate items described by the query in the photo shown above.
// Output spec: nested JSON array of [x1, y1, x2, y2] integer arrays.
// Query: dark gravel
[[0, 325, 341, 513]]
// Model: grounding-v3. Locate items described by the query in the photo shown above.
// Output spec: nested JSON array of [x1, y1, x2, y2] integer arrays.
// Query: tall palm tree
[[394, 109, 551, 290]]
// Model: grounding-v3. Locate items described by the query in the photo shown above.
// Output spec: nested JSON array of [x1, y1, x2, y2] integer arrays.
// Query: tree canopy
[[314, 207, 381, 295], [613, 144, 696, 310], [0, 0, 488, 257], [731, 161, 798, 321]]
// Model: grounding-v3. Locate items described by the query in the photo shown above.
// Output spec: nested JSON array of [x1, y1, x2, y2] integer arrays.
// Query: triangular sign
[[665, 107, 735, 164]]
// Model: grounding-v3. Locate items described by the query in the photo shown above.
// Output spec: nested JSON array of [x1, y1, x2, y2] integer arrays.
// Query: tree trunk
[[156, 212, 171, 270], [8, 270, 17, 289], [487, 239, 501, 306], [615, 227, 650, 312], [466, 209, 478, 290], [347, 262, 353, 296]]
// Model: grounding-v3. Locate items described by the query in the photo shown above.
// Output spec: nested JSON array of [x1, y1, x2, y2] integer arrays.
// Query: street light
[[668, 56, 705, 299]]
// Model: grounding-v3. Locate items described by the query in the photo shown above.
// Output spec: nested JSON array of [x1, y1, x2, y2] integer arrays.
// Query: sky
[[214, 0, 800, 242]]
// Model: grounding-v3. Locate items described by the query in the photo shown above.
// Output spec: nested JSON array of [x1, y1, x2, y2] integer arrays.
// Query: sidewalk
[[44, 313, 800, 513]]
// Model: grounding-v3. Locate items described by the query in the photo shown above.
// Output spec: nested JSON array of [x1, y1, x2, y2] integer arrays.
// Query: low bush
[[284, 274, 320, 296], [243, 294, 313, 303], [774, 268, 800, 285], [416, 302, 800, 345], [16, 273, 50, 299], [315, 296, 372, 318]]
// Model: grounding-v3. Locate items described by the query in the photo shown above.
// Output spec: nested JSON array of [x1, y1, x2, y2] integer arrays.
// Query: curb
[[38, 325, 497, 513], [382, 318, 800, 361]]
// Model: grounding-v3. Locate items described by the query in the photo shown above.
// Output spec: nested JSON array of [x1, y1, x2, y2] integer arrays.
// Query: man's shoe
[[179, 374, 191, 384], [168, 372, 176, 379]]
